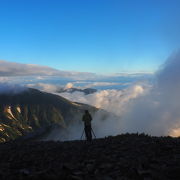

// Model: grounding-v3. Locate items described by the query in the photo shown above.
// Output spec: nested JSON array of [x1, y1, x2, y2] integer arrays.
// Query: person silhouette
[[82, 110, 92, 141]]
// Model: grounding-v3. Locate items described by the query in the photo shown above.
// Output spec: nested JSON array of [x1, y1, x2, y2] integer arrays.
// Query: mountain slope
[[0, 88, 97, 142]]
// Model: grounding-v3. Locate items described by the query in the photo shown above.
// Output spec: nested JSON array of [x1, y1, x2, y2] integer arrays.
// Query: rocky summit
[[0, 133, 179, 180]]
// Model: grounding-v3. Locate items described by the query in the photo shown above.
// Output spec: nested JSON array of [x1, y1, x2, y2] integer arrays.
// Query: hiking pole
[[80, 129, 85, 140], [91, 128, 96, 138]]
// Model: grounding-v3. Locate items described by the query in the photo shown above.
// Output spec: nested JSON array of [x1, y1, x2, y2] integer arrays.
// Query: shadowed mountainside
[[0, 88, 98, 142], [0, 134, 179, 179]]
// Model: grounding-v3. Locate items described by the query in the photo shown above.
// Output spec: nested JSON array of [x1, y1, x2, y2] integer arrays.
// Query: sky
[[0, 0, 180, 74]]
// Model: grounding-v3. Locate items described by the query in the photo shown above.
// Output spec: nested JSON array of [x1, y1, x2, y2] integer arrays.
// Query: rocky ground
[[0, 133, 179, 180]]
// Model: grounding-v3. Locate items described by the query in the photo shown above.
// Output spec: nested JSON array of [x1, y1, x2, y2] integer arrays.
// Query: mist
[[51, 52, 180, 139], [0, 83, 27, 94], [121, 52, 180, 136], [1, 52, 179, 140]]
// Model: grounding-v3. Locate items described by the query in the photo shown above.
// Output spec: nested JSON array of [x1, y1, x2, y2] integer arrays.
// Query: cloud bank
[[54, 52, 180, 138], [27, 83, 59, 92], [57, 84, 149, 139], [1, 54, 180, 139], [119, 52, 180, 137], [0, 60, 97, 80], [0, 83, 27, 94]]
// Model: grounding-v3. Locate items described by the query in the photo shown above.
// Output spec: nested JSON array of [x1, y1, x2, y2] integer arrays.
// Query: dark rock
[[0, 134, 179, 179]]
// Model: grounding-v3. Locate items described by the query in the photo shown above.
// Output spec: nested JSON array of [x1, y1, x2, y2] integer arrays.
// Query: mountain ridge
[[0, 88, 98, 142], [57, 87, 97, 95]]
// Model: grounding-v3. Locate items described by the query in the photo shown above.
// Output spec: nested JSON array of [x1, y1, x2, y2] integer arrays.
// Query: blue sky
[[0, 0, 180, 74]]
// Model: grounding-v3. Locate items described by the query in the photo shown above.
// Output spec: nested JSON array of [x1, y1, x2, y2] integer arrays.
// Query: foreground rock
[[0, 134, 179, 180]]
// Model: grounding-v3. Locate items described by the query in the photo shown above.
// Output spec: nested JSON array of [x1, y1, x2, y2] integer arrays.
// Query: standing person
[[82, 110, 92, 141]]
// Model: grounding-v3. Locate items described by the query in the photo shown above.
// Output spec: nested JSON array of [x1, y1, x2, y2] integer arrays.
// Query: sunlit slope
[[0, 88, 97, 142]]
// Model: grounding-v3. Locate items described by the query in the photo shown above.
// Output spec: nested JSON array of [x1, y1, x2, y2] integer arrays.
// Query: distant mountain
[[57, 88, 97, 95], [0, 88, 98, 142]]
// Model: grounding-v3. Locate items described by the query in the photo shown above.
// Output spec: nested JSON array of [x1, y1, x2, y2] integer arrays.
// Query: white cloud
[[0, 77, 10, 82], [56, 84, 148, 138], [0, 60, 60, 76], [0, 83, 27, 94], [65, 83, 74, 89], [0, 60, 97, 80], [26, 83, 59, 92], [0, 60, 153, 82], [3, 55, 180, 138], [59, 84, 147, 116], [120, 52, 180, 136], [53, 52, 180, 137], [83, 82, 124, 88]]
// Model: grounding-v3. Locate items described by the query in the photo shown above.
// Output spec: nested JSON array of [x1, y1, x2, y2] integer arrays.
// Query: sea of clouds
[[48, 52, 180, 138], [0, 52, 180, 139]]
